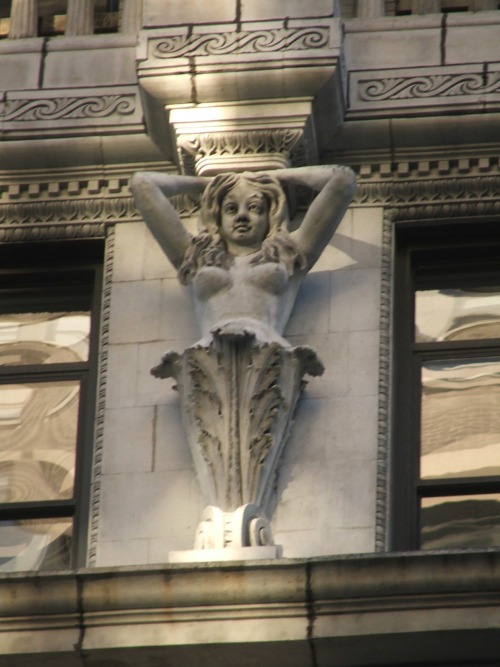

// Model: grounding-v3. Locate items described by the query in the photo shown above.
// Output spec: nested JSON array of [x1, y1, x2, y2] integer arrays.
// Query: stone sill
[[1, 550, 500, 665]]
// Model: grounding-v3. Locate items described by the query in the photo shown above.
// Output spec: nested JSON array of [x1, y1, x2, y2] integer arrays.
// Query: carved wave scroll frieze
[[358, 72, 500, 102], [153, 27, 329, 58], [0, 94, 136, 122]]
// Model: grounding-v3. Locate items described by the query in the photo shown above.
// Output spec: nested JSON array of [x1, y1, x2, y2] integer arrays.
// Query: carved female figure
[[132, 167, 355, 345], [131, 166, 355, 554]]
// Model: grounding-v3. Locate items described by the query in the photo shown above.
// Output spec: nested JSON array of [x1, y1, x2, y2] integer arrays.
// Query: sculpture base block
[[168, 545, 282, 563]]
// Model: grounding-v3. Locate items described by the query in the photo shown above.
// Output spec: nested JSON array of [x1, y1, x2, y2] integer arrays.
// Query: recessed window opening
[[0, 241, 103, 571], [392, 222, 500, 551]]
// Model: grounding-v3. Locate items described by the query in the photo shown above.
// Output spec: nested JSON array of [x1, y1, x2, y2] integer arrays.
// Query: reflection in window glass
[[421, 494, 500, 549], [0, 517, 72, 572], [421, 358, 500, 479], [0, 312, 90, 364], [415, 288, 500, 342], [0, 380, 79, 502]]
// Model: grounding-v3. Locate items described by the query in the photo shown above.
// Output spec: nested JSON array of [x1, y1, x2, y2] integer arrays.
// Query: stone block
[[96, 539, 149, 567], [446, 19, 500, 64], [154, 403, 193, 471], [274, 463, 340, 532], [351, 207, 383, 268], [148, 535, 197, 563], [347, 330, 380, 397], [311, 209, 356, 273], [143, 0, 237, 26], [0, 44, 42, 90], [43, 41, 137, 88], [283, 397, 328, 466], [112, 222, 147, 283], [102, 406, 155, 474], [285, 271, 330, 336], [241, 0, 335, 20], [272, 530, 322, 559], [321, 527, 375, 555], [160, 278, 199, 341], [98, 469, 199, 542], [345, 18, 442, 69], [143, 226, 178, 280], [333, 459, 377, 528], [326, 395, 379, 460], [109, 280, 162, 344], [330, 268, 381, 333], [287, 332, 349, 399], [106, 343, 139, 408]]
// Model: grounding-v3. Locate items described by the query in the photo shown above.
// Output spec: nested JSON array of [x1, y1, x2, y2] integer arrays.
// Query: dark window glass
[[0, 241, 102, 571], [391, 222, 500, 551]]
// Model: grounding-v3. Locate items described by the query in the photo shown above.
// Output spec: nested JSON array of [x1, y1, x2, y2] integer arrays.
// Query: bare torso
[[191, 255, 303, 345]]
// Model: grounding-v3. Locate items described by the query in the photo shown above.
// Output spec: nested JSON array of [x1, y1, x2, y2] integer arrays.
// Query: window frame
[[0, 240, 103, 570], [391, 220, 500, 551]]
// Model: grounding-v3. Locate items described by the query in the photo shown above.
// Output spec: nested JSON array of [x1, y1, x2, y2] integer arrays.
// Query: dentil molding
[[1, 158, 498, 237]]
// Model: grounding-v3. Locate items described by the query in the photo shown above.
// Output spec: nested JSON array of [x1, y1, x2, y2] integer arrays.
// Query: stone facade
[[0, 0, 500, 664]]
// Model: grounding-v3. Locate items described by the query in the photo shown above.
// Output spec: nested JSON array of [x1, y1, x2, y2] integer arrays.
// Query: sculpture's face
[[220, 180, 269, 254]]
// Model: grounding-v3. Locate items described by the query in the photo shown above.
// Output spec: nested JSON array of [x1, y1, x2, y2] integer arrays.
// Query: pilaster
[[65, 0, 94, 36], [8, 0, 37, 39], [121, 0, 143, 34]]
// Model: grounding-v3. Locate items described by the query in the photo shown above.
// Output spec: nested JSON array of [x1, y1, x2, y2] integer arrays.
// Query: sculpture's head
[[179, 171, 304, 285], [199, 172, 288, 248]]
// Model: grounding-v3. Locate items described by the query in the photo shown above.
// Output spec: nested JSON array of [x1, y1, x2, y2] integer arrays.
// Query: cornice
[[351, 157, 500, 213], [0, 158, 497, 238], [1, 552, 500, 666]]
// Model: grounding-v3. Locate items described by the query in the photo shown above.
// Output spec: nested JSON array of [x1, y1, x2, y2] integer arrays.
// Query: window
[[0, 241, 102, 571], [0, 0, 11, 38], [391, 222, 500, 551]]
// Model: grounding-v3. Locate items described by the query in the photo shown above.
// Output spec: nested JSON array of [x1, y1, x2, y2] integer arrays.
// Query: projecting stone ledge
[[2, 551, 500, 666]]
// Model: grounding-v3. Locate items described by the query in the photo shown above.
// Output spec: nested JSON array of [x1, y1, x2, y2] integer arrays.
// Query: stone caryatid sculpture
[[131, 166, 356, 558]]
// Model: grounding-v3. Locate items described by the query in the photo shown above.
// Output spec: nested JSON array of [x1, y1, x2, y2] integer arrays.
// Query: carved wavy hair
[[178, 172, 305, 285]]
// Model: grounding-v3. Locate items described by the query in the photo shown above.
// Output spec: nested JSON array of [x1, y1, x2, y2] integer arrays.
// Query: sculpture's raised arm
[[130, 171, 210, 270], [270, 165, 356, 271]]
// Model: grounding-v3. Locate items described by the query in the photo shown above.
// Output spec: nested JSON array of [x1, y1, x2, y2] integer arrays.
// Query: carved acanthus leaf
[[179, 130, 303, 159], [177, 130, 306, 175], [0, 198, 139, 225], [153, 333, 323, 514]]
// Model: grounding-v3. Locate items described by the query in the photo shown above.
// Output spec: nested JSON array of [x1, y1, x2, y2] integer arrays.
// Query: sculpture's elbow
[[336, 166, 357, 196], [130, 171, 150, 196]]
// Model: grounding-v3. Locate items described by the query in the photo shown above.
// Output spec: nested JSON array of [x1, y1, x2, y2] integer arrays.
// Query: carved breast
[[192, 265, 232, 300], [193, 261, 289, 302], [247, 261, 289, 295]]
